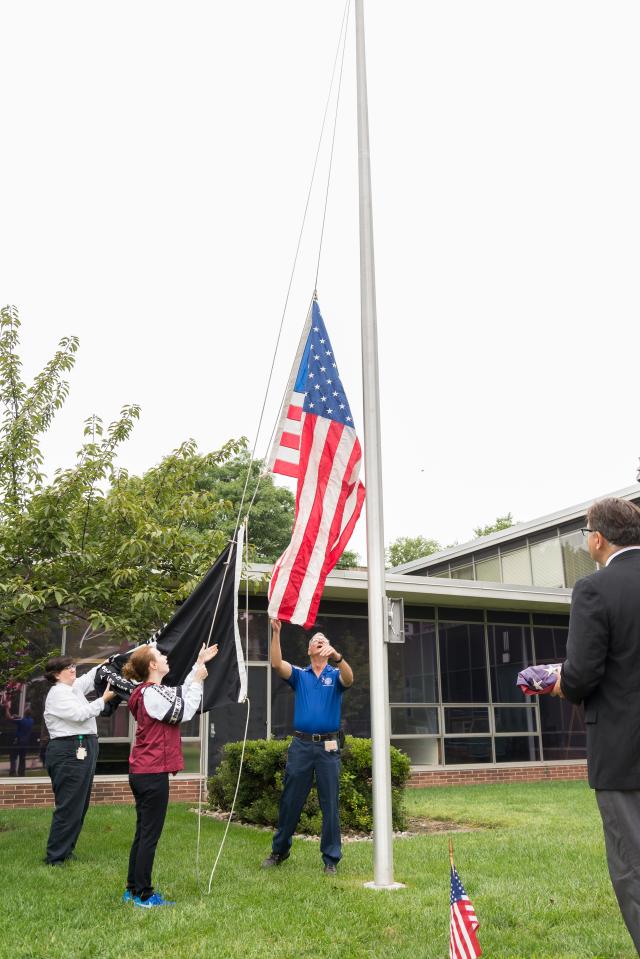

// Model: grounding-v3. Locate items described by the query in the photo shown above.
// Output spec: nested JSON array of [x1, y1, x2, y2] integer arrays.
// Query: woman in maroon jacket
[[121, 642, 217, 908]]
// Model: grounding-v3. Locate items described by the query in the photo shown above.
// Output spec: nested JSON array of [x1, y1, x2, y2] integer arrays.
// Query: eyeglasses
[[62, 664, 77, 672], [580, 528, 598, 537]]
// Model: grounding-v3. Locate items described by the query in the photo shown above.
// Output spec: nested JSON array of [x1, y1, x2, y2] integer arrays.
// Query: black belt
[[294, 731, 339, 742], [49, 733, 98, 743]]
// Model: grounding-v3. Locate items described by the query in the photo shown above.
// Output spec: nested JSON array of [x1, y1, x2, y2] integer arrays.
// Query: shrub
[[207, 736, 411, 833]]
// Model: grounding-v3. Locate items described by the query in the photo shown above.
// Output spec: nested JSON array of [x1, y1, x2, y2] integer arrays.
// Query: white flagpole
[[355, 0, 403, 890]]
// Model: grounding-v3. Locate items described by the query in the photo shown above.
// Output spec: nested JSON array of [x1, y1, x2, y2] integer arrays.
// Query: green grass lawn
[[0, 781, 634, 959]]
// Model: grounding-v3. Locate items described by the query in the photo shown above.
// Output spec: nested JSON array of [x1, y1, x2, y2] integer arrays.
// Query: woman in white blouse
[[42, 656, 115, 865]]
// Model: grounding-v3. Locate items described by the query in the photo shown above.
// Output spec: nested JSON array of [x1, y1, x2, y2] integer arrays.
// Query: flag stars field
[[268, 299, 365, 627]]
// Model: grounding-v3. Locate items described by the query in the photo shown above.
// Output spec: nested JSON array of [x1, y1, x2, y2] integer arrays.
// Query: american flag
[[450, 865, 482, 959], [516, 663, 562, 696], [267, 299, 365, 628]]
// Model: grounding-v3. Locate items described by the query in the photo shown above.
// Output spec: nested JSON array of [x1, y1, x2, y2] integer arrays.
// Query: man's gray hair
[[308, 632, 327, 645]]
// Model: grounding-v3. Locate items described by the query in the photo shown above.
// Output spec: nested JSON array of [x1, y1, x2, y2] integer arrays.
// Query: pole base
[[363, 880, 406, 891]]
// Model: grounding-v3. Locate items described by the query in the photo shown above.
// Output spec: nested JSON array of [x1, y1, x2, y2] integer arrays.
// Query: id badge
[[324, 740, 338, 752], [76, 746, 87, 760]]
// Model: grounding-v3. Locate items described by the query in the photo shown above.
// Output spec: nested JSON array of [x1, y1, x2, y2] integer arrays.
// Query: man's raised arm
[[270, 619, 292, 680]]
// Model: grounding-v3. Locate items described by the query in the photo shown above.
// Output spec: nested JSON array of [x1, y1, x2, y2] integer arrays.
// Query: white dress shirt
[[44, 666, 105, 738], [606, 546, 640, 566], [140, 664, 203, 722]]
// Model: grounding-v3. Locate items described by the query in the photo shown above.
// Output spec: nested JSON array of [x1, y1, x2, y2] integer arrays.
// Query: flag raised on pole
[[267, 299, 365, 628]]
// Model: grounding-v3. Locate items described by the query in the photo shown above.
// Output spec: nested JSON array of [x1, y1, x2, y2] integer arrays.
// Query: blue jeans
[[272, 737, 341, 865]]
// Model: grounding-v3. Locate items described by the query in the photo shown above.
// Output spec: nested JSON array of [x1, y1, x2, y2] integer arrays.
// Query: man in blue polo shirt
[[262, 618, 354, 875]]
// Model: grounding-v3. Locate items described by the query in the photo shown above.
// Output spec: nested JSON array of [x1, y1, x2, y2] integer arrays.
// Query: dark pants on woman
[[127, 772, 170, 900], [45, 735, 98, 864], [9, 746, 27, 777], [271, 737, 342, 866]]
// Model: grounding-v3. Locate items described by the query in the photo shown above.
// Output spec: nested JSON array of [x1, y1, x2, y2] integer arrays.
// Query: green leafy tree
[[386, 535, 441, 568], [473, 513, 515, 539], [336, 548, 359, 569], [0, 307, 360, 683], [0, 307, 244, 682], [195, 448, 359, 568], [194, 451, 294, 564]]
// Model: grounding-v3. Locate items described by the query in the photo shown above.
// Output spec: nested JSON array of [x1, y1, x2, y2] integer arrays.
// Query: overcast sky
[[2, 1, 639, 561]]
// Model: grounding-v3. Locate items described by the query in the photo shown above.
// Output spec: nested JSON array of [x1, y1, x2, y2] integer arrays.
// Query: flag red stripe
[[280, 431, 301, 450], [268, 417, 326, 615], [268, 416, 331, 616], [451, 902, 481, 959], [287, 404, 303, 421], [277, 418, 343, 620], [302, 439, 365, 628], [272, 458, 299, 478]]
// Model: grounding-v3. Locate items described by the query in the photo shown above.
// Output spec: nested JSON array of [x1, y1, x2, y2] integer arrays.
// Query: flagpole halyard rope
[[314, 0, 351, 291], [195, 0, 351, 894], [241, 0, 351, 520], [206, 696, 251, 894], [224, 0, 352, 548]]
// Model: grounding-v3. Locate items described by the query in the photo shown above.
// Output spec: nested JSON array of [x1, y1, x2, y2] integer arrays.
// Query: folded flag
[[267, 299, 365, 628], [450, 865, 482, 959], [516, 663, 561, 696]]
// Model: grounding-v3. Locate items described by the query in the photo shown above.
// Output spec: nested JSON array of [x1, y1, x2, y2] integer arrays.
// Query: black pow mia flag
[[155, 528, 247, 711]]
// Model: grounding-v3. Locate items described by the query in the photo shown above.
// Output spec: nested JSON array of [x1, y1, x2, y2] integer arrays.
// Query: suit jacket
[[561, 548, 640, 789]]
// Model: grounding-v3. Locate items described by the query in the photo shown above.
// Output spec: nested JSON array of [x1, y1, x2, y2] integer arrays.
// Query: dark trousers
[[45, 736, 98, 864], [272, 737, 342, 865], [127, 772, 170, 900], [9, 746, 27, 777], [596, 789, 640, 955]]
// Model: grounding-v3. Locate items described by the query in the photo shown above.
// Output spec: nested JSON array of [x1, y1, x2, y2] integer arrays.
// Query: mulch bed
[[191, 807, 479, 840]]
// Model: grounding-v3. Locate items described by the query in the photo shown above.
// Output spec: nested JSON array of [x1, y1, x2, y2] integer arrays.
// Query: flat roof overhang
[[247, 565, 572, 614], [391, 482, 640, 573]]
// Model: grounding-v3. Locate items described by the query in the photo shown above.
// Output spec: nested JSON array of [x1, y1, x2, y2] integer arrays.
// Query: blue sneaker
[[122, 890, 134, 903], [133, 893, 175, 908]]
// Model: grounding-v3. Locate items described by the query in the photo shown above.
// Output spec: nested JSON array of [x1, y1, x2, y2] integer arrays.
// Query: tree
[[0, 307, 244, 682], [194, 449, 294, 563], [473, 513, 515, 539], [386, 535, 441, 569], [194, 447, 360, 568], [0, 307, 360, 683]]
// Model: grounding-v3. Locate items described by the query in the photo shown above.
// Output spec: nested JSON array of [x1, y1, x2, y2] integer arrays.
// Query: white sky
[[2, 1, 639, 561]]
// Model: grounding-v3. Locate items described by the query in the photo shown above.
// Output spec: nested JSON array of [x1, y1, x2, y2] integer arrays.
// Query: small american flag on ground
[[450, 865, 481, 959], [267, 298, 365, 628]]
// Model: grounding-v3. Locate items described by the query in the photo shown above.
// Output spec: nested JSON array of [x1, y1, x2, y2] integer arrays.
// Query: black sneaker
[[323, 863, 337, 875], [261, 852, 289, 868]]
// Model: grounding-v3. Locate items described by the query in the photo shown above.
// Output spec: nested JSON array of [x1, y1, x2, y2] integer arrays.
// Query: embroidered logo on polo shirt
[[321, 676, 333, 686]]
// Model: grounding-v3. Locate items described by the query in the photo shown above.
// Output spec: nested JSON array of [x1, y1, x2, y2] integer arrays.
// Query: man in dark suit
[[554, 497, 640, 952]]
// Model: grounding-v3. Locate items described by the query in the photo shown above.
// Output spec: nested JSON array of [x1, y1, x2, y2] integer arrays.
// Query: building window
[[238, 610, 269, 662], [390, 706, 438, 735], [444, 707, 489, 734], [493, 706, 537, 733], [494, 736, 540, 763], [439, 622, 488, 703], [500, 547, 532, 585], [475, 553, 501, 583], [208, 665, 267, 773], [388, 621, 437, 703], [560, 530, 597, 586], [530, 538, 564, 588], [444, 737, 492, 765], [450, 563, 474, 580], [487, 624, 533, 704]]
